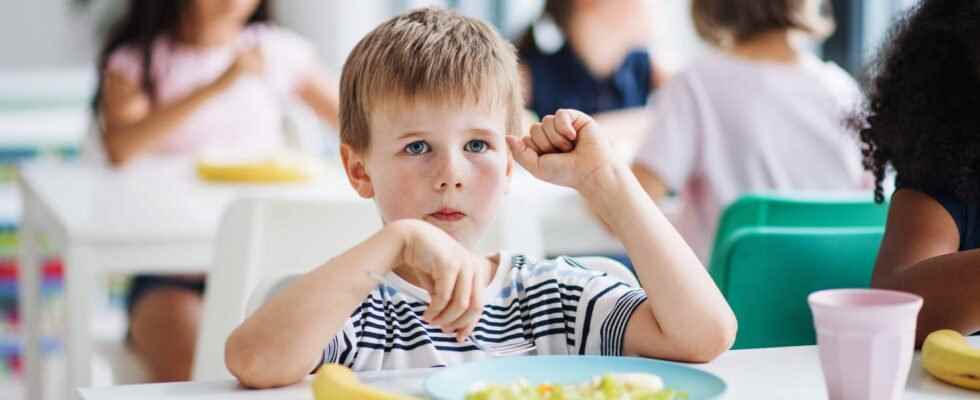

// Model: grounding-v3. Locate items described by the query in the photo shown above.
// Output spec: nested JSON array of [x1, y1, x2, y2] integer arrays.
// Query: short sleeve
[[558, 257, 648, 356], [820, 61, 864, 117], [253, 25, 318, 95], [634, 72, 702, 190], [318, 308, 362, 370], [104, 46, 144, 84], [895, 178, 969, 249]]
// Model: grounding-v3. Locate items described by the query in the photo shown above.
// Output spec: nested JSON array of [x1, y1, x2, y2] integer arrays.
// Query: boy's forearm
[[577, 164, 736, 353], [226, 221, 412, 388]]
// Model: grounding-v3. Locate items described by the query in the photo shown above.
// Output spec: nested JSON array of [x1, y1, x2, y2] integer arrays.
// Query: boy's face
[[341, 97, 513, 249]]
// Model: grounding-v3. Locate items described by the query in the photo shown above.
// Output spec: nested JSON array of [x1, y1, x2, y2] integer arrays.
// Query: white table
[[78, 337, 980, 399], [17, 159, 621, 400], [15, 159, 360, 400]]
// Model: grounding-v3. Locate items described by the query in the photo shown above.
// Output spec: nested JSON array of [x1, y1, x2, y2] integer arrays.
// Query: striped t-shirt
[[321, 253, 648, 371]]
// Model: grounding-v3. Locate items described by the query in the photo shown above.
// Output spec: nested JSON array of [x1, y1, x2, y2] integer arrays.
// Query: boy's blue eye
[[464, 140, 489, 153], [404, 141, 430, 155]]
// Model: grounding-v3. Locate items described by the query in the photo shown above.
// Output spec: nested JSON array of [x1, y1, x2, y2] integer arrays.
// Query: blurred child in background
[[94, 0, 339, 382], [632, 0, 866, 260], [517, 0, 667, 162]]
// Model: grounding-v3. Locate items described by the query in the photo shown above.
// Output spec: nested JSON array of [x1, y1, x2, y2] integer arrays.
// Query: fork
[[367, 272, 536, 356]]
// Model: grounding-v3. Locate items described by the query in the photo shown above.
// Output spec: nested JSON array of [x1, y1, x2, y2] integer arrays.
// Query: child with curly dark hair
[[857, 0, 980, 345]]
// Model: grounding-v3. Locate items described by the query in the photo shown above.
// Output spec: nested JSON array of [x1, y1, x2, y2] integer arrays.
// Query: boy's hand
[[506, 109, 616, 190], [396, 220, 490, 343]]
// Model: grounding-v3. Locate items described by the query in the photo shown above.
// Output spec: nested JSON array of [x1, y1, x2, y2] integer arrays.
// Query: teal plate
[[424, 356, 727, 399]]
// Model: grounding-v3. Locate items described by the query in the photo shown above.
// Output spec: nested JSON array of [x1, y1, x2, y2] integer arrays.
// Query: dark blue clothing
[[522, 44, 653, 118], [897, 180, 980, 251]]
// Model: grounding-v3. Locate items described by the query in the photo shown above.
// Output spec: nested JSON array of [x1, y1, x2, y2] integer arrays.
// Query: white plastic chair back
[[192, 197, 382, 380]]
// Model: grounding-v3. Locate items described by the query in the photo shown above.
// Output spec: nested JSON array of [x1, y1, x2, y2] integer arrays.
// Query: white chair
[[192, 194, 546, 380], [192, 197, 382, 381]]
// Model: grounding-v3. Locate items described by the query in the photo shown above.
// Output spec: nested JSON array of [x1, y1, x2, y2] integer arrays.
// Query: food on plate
[[465, 372, 686, 400]]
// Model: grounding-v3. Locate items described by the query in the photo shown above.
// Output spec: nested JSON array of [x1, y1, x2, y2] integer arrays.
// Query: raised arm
[[508, 109, 736, 363]]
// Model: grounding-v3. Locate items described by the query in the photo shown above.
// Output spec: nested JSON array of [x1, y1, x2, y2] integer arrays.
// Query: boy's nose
[[433, 154, 465, 191], [437, 180, 463, 190]]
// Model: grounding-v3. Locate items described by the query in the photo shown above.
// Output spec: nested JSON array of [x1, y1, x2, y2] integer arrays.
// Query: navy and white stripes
[[600, 289, 648, 356], [320, 253, 648, 371]]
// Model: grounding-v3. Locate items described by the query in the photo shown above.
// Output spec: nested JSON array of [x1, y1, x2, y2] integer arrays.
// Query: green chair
[[714, 227, 884, 349], [708, 193, 888, 274]]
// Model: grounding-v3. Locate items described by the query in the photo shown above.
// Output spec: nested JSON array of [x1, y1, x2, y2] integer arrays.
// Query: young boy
[[226, 7, 736, 388]]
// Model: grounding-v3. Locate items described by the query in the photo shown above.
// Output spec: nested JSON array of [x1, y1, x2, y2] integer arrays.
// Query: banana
[[312, 363, 422, 400], [921, 329, 980, 391], [196, 154, 313, 183]]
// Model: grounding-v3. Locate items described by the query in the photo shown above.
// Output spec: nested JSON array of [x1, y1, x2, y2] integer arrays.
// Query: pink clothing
[[105, 24, 316, 156], [635, 50, 867, 261]]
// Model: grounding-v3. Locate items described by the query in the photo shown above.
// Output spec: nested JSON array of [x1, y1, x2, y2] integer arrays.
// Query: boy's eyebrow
[[396, 128, 501, 140], [467, 128, 502, 137], [396, 131, 425, 140]]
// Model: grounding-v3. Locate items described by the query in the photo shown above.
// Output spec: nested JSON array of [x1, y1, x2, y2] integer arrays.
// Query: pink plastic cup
[[808, 289, 923, 400]]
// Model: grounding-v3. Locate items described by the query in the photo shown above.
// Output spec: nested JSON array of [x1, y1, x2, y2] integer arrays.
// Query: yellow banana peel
[[311, 364, 421, 400], [921, 329, 980, 391]]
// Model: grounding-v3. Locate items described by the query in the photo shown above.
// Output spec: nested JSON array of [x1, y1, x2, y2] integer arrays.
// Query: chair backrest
[[713, 227, 883, 349], [192, 195, 545, 380], [574, 256, 639, 287], [192, 197, 382, 380], [708, 193, 887, 278]]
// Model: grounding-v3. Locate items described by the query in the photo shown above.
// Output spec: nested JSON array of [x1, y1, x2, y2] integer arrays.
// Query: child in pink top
[[96, 0, 339, 165], [93, 0, 339, 382]]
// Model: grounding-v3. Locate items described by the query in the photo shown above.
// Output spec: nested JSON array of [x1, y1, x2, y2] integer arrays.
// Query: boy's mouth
[[429, 208, 466, 222]]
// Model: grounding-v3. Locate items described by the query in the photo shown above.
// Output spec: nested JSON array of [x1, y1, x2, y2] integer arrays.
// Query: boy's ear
[[340, 143, 375, 199]]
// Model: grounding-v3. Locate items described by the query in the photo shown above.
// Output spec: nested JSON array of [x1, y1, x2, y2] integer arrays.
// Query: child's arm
[[295, 67, 340, 130], [871, 189, 980, 346], [225, 219, 491, 388], [100, 48, 262, 165], [508, 109, 736, 363]]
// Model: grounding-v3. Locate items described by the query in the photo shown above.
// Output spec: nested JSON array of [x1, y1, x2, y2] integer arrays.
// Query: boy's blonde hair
[[692, 0, 835, 47], [340, 7, 524, 152]]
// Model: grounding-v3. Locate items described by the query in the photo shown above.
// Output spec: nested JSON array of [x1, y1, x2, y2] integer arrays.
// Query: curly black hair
[[856, 0, 980, 203]]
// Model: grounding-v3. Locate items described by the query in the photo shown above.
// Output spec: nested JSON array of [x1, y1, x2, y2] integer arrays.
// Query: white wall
[[0, 0, 119, 68], [272, 1, 395, 71]]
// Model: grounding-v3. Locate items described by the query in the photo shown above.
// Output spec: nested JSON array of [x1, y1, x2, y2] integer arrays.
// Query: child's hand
[[506, 109, 616, 190], [396, 220, 490, 343], [217, 47, 265, 88]]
